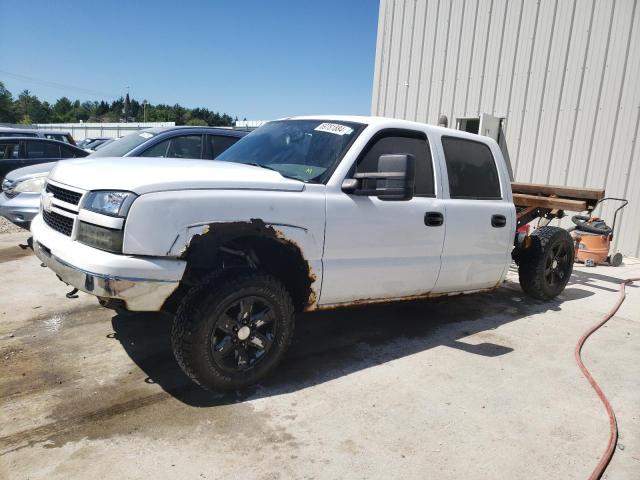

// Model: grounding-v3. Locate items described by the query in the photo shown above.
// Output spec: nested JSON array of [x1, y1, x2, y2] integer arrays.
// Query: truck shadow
[[110, 280, 593, 407], [569, 267, 640, 293]]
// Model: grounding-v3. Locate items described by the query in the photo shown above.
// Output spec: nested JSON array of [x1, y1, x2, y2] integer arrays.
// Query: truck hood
[[48, 157, 305, 194]]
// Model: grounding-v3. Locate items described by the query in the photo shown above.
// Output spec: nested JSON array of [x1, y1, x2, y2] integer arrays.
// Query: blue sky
[[0, 0, 379, 119]]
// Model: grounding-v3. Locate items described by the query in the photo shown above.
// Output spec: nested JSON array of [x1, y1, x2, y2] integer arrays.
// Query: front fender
[[122, 187, 326, 303]]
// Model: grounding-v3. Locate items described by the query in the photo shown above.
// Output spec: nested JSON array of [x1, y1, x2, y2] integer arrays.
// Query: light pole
[[142, 99, 148, 123]]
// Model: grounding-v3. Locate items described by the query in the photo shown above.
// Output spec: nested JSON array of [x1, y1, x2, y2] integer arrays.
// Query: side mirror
[[341, 178, 359, 193], [349, 154, 415, 200]]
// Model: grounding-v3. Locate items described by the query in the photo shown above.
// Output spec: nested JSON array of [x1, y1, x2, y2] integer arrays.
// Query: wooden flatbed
[[511, 182, 604, 228]]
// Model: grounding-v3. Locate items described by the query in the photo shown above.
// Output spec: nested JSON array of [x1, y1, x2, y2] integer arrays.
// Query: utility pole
[[143, 99, 148, 123]]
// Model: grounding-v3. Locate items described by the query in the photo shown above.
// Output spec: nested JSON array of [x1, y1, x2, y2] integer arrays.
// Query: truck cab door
[[320, 129, 445, 306], [432, 135, 515, 293]]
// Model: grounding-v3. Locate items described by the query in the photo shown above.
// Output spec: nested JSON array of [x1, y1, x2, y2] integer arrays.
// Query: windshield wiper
[[244, 162, 302, 182]]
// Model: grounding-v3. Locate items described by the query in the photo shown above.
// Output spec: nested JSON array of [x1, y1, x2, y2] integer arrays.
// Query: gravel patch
[[0, 216, 26, 234]]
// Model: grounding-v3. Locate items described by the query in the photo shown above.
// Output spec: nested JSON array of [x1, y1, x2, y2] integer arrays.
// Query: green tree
[[0, 82, 17, 122], [16, 90, 51, 123], [186, 118, 207, 126], [52, 97, 73, 122], [1, 84, 238, 126]]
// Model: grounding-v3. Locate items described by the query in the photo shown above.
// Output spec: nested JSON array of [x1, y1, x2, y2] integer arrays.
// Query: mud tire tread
[[171, 270, 294, 391], [518, 226, 574, 300]]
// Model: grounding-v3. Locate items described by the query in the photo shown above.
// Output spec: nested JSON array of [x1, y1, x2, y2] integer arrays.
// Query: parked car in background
[[77, 137, 113, 151], [93, 138, 114, 150], [0, 127, 247, 228], [0, 137, 88, 182], [0, 127, 76, 145], [0, 162, 53, 228], [88, 126, 248, 159]]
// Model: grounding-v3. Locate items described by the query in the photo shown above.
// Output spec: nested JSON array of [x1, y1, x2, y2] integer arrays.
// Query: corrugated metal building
[[372, 0, 640, 257]]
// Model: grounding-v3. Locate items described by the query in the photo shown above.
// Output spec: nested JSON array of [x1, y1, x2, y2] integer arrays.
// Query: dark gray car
[[0, 128, 76, 145], [0, 137, 88, 182], [88, 126, 248, 159]]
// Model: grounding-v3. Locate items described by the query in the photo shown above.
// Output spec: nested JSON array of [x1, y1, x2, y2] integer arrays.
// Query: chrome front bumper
[[34, 240, 180, 312]]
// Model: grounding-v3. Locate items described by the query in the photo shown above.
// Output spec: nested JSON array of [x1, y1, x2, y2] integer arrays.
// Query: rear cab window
[[441, 136, 501, 200]]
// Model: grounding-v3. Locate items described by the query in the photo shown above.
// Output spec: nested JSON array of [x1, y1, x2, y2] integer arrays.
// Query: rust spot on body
[[181, 219, 318, 311], [316, 285, 500, 311]]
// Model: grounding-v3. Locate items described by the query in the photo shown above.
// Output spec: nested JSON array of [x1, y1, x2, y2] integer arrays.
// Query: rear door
[[321, 129, 445, 305], [432, 135, 515, 293], [0, 140, 21, 180]]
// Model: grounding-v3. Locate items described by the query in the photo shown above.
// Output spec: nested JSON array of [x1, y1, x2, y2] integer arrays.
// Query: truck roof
[[287, 115, 497, 145]]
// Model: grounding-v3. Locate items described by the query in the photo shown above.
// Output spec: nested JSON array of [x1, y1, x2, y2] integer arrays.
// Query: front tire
[[518, 226, 574, 300], [171, 271, 295, 391]]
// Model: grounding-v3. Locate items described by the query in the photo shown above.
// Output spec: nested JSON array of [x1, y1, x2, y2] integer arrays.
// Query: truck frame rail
[[511, 182, 604, 228]]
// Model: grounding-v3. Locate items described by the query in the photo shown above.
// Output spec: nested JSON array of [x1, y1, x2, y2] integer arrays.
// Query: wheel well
[[164, 220, 316, 313]]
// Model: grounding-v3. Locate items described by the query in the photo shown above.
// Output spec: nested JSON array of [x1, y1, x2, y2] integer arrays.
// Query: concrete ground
[[1, 229, 639, 480]]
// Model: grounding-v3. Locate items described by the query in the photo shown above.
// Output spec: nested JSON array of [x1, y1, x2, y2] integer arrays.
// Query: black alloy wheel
[[518, 226, 574, 300], [543, 242, 571, 289], [172, 271, 295, 391], [210, 296, 276, 373]]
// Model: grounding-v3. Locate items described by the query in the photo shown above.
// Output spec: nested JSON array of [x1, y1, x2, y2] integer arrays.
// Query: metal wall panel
[[372, 0, 640, 257]]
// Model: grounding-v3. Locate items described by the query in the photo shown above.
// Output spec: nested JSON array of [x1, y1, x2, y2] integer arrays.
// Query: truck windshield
[[216, 120, 365, 183]]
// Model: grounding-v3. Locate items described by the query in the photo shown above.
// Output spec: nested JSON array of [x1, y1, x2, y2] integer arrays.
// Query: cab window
[[356, 129, 435, 196], [441, 136, 501, 199]]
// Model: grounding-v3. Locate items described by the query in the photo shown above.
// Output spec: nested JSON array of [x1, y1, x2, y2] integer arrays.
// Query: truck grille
[[42, 210, 74, 236], [45, 183, 82, 205]]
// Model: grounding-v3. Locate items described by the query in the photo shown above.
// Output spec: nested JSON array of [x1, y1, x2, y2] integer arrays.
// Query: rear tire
[[518, 226, 574, 300], [171, 270, 295, 391]]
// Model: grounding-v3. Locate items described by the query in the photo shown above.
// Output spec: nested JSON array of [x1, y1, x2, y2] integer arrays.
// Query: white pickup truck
[[32, 116, 574, 390]]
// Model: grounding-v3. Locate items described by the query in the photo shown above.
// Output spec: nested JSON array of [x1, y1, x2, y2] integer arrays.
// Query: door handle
[[425, 212, 444, 227], [491, 214, 507, 228]]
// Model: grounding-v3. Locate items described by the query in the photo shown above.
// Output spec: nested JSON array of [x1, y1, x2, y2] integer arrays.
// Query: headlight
[[83, 191, 137, 217], [12, 176, 46, 194], [77, 221, 124, 253], [1, 179, 13, 194]]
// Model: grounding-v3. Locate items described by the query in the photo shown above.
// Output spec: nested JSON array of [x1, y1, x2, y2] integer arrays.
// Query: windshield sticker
[[314, 123, 353, 136], [138, 132, 153, 139]]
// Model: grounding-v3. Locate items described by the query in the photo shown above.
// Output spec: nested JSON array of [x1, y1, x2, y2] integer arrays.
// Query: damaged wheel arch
[[164, 219, 319, 313]]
